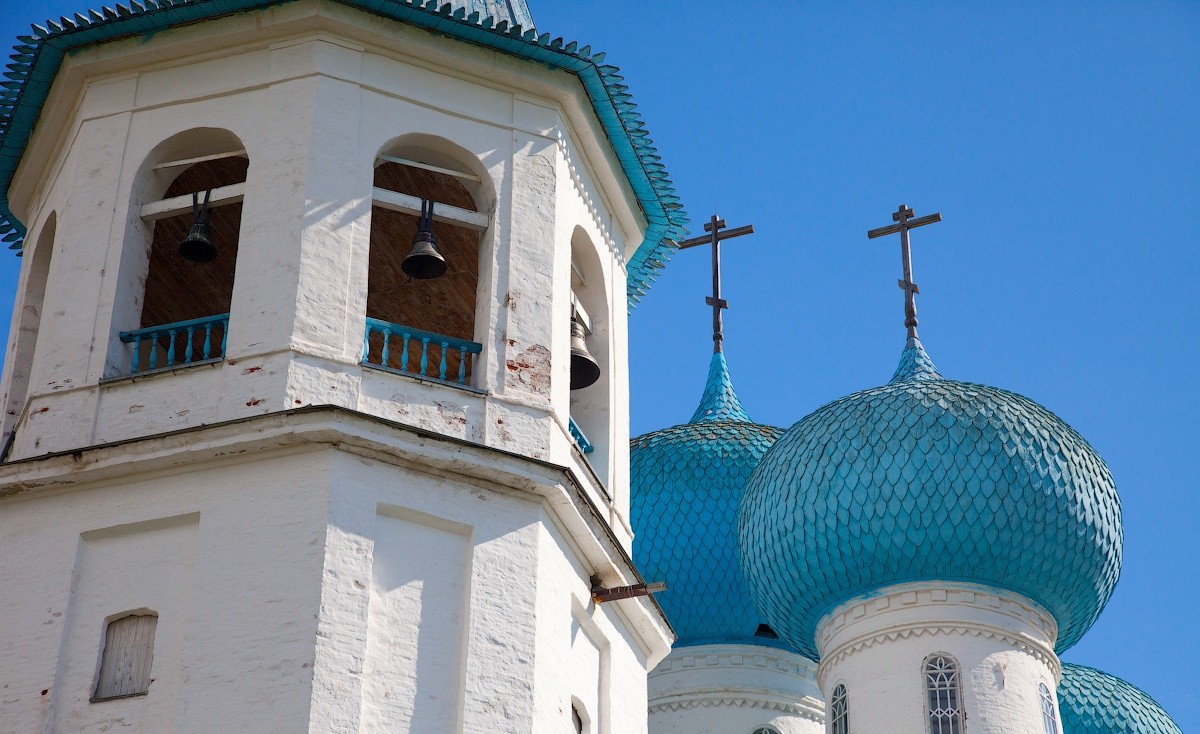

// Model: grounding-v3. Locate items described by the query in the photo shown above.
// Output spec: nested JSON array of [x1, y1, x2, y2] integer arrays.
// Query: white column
[[648, 643, 825, 734], [815, 582, 1061, 734]]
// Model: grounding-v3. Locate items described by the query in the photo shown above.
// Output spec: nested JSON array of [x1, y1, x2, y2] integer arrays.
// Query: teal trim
[[362, 316, 481, 385], [568, 416, 594, 454], [889, 336, 942, 382], [689, 352, 750, 423], [1058, 664, 1183, 734], [119, 312, 229, 373], [740, 340, 1123, 660], [0, 0, 687, 306]]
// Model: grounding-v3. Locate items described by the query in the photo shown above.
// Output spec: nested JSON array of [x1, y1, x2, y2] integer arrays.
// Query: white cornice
[[652, 646, 818, 679], [817, 582, 1058, 650], [648, 692, 825, 723], [814, 582, 1061, 690]]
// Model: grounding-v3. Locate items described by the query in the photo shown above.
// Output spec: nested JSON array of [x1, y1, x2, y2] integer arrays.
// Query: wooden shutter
[[93, 613, 156, 701]]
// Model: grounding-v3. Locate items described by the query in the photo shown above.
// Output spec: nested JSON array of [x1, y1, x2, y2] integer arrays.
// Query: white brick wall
[[0, 3, 669, 730]]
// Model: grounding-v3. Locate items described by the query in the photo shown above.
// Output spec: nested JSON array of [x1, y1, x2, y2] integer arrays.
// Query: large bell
[[401, 199, 447, 279], [570, 315, 601, 390], [178, 189, 217, 263]]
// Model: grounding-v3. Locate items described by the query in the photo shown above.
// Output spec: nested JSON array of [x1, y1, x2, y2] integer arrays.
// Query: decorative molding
[[649, 644, 825, 724], [816, 582, 1058, 650], [653, 647, 818, 680], [648, 692, 825, 723], [558, 133, 624, 268], [816, 622, 1061, 689]]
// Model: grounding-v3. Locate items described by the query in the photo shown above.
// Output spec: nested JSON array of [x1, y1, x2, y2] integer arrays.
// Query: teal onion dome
[[739, 338, 1122, 660], [631, 352, 785, 646], [1058, 664, 1183, 734]]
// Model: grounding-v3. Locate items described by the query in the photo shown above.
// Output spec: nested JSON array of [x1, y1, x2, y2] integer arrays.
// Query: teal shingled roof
[[689, 350, 750, 423], [0, 0, 686, 306], [631, 352, 788, 647], [740, 339, 1123, 660], [1059, 664, 1182, 734]]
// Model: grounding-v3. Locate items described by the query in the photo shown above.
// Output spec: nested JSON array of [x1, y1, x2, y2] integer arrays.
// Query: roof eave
[[0, 0, 688, 304]]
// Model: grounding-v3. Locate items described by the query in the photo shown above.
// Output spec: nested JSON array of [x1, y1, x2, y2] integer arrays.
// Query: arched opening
[[570, 698, 590, 734], [1039, 682, 1058, 734], [924, 654, 964, 734], [110, 128, 247, 376], [2, 212, 55, 451], [830, 683, 849, 734], [568, 227, 610, 479], [363, 138, 489, 387]]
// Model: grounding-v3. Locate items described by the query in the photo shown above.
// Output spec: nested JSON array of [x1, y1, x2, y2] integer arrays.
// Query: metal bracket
[[590, 576, 668, 604]]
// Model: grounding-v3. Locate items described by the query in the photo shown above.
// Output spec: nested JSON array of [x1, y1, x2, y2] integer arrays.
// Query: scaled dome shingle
[[739, 339, 1123, 660], [1059, 663, 1182, 734], [631, 353, 785, 646]]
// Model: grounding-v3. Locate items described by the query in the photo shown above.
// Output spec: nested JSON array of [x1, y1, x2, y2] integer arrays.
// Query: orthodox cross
[[677, 214, 754, 353], [867, 204, 942, 340]]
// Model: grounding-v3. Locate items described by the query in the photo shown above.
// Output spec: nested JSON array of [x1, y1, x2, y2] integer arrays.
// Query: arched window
[[925, 655, 964, 734], [112, 129, 247, 376], [363, 141, 487, 387], [1039, 682, 1058, 734], [830, 683, 849, 734], [753, 726, 782, 734]]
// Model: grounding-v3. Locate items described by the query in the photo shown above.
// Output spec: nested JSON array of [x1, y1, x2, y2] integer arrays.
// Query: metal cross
[[677, 214, 755, 353], [867, 204, 942, 340]]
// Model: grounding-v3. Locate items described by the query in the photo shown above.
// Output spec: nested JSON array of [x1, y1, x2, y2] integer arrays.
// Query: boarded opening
[[93, 613, 157, 701]]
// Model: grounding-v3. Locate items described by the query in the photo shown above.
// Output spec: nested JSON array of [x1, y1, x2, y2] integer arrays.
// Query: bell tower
[[0, 1, 685, 731]]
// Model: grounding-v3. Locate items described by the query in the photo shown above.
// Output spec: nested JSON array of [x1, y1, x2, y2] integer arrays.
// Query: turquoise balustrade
[[569, 417, 594, 454], [362, 317, 482, 387], [119, 313, 229, 375]]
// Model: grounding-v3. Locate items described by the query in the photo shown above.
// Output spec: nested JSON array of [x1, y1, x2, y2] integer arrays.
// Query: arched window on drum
[[830, 683, 849, 734], [924, 654, 964, 734]]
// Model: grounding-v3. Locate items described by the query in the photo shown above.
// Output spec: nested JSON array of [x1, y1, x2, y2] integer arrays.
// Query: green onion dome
[[739, 338, 1122, 660], [630, 353, 786, 646], [1059, 664, 1183, 734]]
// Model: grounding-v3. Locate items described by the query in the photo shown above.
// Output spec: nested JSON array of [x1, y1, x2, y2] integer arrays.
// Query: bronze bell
[[178, 189, 217, 263], [570, 315, 601, 390], [401, 199, 447, 279]]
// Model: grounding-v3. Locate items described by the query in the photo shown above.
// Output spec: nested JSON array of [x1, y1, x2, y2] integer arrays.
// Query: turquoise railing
[[362, 317, 482, 386], [569, 417, 595, 454], [120, 313, 229, 375]]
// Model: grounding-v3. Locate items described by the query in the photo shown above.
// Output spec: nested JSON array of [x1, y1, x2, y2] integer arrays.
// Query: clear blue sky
[[2, 0, 1197, 727]]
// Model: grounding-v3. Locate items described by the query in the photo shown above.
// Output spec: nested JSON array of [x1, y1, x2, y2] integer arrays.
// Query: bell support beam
[[140, 182, 245, 222], [375, 154, 482, 183], [372, 188, 489, 232], [153, 149, 248, 171]]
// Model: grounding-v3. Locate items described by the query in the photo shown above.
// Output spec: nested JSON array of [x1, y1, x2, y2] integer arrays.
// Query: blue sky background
[[2, 0, 1197, 727]]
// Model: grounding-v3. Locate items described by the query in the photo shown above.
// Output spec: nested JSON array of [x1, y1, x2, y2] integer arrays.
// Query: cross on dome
[[677, 214, 755, 354], [867, 204, 942, 341]]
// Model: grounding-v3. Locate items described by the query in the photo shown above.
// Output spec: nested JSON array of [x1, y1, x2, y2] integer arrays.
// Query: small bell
[[570, 314, 601, 390], [178, 189, 217, 263], [401, 199, 447, 279]]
